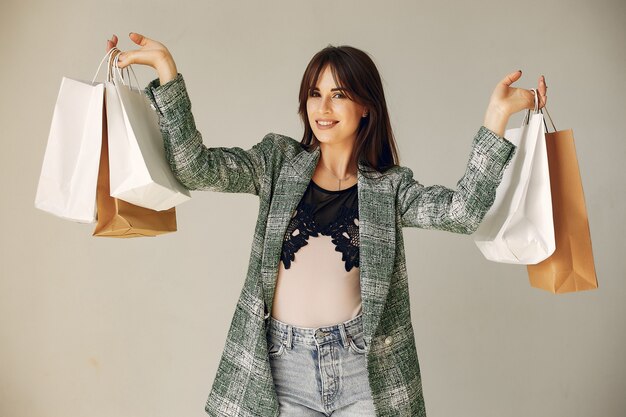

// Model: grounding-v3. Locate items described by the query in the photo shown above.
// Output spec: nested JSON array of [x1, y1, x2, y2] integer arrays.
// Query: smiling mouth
[[316, 120, 339, 128]]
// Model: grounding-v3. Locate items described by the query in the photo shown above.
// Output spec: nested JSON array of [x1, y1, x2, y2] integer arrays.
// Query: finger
[[106, 34, 118, 52], [538, 75, 547, 108], [115, 51, 131, 68], [116, 49, 158, 68], [526, 89, 538, 109], [129, 32, 149, 47], [501, 70, 523, 87]]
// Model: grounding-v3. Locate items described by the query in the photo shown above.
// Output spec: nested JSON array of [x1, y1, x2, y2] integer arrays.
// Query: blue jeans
[[265, 313, 376, 416]]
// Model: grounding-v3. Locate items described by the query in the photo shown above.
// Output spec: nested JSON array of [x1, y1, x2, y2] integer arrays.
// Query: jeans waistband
[[266, 313, 364, 349]]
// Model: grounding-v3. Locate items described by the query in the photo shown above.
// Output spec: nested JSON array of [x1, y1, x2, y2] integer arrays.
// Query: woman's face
[[306, 65, 367, 147]]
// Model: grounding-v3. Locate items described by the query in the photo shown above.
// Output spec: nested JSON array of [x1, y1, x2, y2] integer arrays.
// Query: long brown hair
[[298, 45, 400, 174]]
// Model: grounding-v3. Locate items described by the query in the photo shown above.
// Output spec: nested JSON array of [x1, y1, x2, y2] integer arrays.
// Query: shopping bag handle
[[540, 105, 557, 133], [110, 52, 141, 90], [521, 88, 558, 134], [521, 88, 540, 127], [91, 46, 142, 89], [91, 47, 120, 84], [520, 88, 558, 133]]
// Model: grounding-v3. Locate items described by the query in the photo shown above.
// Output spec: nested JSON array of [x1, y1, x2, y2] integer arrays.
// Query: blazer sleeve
[[397, 126, 516, 234], [143, 73, 274, 195]]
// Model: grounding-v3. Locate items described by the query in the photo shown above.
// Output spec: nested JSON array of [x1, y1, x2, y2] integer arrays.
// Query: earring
[[362, 112, 369, 117]]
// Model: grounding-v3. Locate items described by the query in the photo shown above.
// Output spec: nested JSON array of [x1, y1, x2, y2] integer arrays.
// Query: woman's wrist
[[483, 104, 510, 137], [155, 55, 178, 85]]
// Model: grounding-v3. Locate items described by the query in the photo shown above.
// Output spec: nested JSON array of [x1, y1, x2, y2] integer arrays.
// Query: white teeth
[[318, 121, 336, 126]]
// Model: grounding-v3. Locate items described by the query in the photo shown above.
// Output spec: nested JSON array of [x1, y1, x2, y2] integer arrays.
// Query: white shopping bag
[[105, 54, 191, 211], [34, 50, 118, 223], [473, 90, 555, 264]]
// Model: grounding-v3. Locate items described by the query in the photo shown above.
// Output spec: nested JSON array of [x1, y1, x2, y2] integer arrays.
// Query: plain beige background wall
[[1, 0, 624, 416]]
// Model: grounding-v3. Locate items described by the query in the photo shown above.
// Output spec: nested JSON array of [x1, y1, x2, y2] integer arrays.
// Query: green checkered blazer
[[144, 74, 516, 417]]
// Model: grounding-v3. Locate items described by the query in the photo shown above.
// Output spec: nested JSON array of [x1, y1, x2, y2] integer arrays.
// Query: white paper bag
[[35, 77, 105, 223], [105, 55, 191, 211], [473, 91, 555, 264]]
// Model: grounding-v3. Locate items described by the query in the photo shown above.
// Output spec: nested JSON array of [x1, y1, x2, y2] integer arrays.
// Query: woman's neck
[[312, 142, 358, 191], [317, 142, 356, 179]]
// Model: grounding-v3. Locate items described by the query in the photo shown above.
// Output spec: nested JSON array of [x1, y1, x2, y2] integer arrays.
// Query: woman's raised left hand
[[483, 71, 547, 137]]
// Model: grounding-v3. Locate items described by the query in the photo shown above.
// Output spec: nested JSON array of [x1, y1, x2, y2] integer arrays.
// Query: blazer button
[[384, 336, 393, 346]]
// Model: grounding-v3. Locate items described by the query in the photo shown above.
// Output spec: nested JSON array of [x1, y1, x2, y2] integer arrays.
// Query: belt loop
[[285, 324, 293, 349], [338, 322, 350, 349]]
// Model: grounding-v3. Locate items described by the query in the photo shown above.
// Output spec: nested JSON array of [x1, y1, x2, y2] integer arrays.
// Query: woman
[[107, 33, 547, 417]]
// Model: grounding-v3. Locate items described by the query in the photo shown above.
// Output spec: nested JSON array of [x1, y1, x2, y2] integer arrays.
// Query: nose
[[318, 96, 332, 114]]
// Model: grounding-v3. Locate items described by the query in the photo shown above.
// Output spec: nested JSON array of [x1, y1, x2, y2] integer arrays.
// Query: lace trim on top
[[281, 200, 360, 272]]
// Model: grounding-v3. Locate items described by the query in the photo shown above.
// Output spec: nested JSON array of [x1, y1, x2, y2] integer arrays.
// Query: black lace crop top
[[280, 180, 360, 272]]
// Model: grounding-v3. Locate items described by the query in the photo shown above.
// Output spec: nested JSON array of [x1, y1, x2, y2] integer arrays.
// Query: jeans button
[[384, 336, 393, 346]]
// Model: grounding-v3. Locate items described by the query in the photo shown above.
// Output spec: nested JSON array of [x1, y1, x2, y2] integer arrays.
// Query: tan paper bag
[[527, 110, 598, 293], [93, 103, 177, 238]]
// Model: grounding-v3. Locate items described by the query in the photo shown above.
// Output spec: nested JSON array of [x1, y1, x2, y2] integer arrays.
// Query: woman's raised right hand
[[106, 33, 178, 85]]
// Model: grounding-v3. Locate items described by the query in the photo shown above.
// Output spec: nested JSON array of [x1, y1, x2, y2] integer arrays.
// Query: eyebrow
[[310, 86, 349, 92]]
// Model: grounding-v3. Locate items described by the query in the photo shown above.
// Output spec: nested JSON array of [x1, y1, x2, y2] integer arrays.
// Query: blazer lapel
[[260, 145, 395, 346]]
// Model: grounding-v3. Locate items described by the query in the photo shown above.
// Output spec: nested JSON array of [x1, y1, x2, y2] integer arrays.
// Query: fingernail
[[129, 32, 133, 36], [518, 70, 522, 73]]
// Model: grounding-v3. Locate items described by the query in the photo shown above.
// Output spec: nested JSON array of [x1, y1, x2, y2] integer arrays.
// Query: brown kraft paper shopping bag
[[93, 101, 177, 238], [527, 119, 598, 293]]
